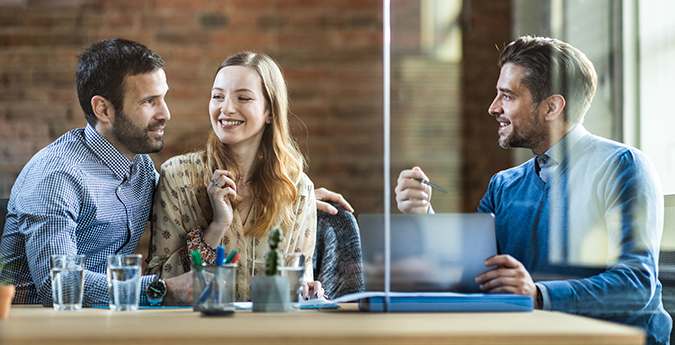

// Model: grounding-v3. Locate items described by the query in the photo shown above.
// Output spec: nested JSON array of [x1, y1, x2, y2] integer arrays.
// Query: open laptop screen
[[358, 213, 497, 293]]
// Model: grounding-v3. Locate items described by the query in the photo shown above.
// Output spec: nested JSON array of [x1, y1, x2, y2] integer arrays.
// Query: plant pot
[[251, 276, 291, 312], [0, 284, 15, 320]]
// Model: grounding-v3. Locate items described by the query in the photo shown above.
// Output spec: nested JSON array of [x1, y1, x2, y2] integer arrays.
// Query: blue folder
[[357, 293, 533, 312]]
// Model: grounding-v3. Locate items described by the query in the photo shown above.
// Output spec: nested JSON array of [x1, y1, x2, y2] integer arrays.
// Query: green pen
[[191, 250, 203, 268], [225, 249, 239, 264]]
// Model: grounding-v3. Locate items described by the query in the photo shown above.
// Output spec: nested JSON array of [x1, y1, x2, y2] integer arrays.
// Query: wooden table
[[0, 304, 645, 345]]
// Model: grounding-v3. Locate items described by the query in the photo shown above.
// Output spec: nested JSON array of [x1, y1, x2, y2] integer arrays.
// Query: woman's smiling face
[[209, 65, 270, 151]]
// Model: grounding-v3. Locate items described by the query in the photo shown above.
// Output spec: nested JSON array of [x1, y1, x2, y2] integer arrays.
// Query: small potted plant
[[0, 256, 16, 320], [251, 227, 291, 312]]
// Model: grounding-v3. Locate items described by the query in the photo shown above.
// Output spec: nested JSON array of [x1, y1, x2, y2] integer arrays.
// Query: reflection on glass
[[391, 0, 463, 213]]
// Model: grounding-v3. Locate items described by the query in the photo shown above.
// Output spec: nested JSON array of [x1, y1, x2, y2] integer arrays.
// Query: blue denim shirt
[[0, 124, 157, 306]]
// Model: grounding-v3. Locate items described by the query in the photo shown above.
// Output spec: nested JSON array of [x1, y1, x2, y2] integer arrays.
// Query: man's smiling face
[[487, 62, 548, 154]]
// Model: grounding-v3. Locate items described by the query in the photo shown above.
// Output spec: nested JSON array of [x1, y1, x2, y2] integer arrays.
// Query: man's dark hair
[[76, 38, 165, 127], [499, 36, 598, 125]]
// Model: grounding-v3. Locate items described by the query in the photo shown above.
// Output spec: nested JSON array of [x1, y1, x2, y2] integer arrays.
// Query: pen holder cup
[[193, 263, 236, 314]]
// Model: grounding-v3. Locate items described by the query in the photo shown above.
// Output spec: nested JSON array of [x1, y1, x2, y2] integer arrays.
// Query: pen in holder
[[192, 248, 236, 316]]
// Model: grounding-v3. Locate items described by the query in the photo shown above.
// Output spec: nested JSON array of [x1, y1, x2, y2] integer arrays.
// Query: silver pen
[[412, 178, 448, 194]]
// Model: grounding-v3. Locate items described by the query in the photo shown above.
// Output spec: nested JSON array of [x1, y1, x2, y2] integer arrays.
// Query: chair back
[[313, 202, 365, 299], [0, 198, 7, 243]]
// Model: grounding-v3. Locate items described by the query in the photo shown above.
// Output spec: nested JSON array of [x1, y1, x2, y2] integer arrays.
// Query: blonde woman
[[145, 52, 321, 301]]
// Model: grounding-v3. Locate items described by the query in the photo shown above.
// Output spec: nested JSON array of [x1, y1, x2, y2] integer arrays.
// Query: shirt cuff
[[139, 274, 157, 306], [535, 282, 552, 310], [186, 227, 217, 264]]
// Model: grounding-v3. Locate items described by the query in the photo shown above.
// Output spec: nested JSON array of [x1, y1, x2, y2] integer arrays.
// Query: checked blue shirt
[[0, 124, 158, 306]]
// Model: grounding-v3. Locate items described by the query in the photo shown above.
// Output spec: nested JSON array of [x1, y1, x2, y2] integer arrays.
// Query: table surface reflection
[[0, 304, 644, 345]]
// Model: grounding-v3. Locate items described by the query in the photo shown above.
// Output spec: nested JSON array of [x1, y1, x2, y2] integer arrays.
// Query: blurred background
[[1, 0, 674, 267]]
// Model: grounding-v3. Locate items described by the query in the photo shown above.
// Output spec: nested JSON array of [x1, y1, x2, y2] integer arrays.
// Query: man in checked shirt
[[0, 38, 193, 306]]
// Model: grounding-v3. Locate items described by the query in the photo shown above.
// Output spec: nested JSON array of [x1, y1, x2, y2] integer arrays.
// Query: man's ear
[[91, 95, 114, 125], [542, 94, 566, 122]]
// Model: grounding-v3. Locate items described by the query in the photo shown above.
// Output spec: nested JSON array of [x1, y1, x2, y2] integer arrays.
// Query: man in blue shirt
[[0, 38, 192, 306], [395, 36, 671, 345]]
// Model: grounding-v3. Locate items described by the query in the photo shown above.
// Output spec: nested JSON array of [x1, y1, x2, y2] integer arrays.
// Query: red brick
[[5, 141, 35, 158], [0, 8, 25, 27], [27, 0, 90, 9], [275, 0, 327, 10], [106, 12, 139, 28], [217, 0, 269, 9], [213, 31, 272, 48], [335, 31, 382, 48], [331, 0, 381, 10], [152, 0, 209, 10], [79, 13, 105, 29], [225, 11, 260, 28], [32, 69, 75, 85], [8, 104, 68, 120], [141, 12, 197, 30], [0, 70, 32, 85], [0, 52, 21, 68], [99, 0, 151, 10], [277, 32, 333, 47], [50, 89, 77, 102]]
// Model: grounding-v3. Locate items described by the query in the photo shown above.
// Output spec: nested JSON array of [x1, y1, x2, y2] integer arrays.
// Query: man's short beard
[[498, 108, 547, 150], [112, 107, 165, 155]]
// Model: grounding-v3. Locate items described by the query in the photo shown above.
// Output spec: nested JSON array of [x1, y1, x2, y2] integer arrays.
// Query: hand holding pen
[[395, 166, 444, 214]]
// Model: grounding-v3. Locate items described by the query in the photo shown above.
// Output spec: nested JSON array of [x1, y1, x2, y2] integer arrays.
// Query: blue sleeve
[[16, 160, 109, 306], [477, 176, 497, 214], [540, 151, 663, 319]]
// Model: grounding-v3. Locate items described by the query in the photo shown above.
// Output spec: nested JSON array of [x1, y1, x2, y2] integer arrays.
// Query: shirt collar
[[84, 123, 133, 181], [534, 124, 588, 164]]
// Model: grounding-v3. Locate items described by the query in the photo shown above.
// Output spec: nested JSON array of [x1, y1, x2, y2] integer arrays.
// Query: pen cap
[[191, 250, 203, 267], [215, 246, 226, 266]]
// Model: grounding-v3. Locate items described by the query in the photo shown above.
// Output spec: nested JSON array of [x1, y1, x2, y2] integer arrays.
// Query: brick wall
[[0, 0, 512, 219], [0, 0, 384, 215]]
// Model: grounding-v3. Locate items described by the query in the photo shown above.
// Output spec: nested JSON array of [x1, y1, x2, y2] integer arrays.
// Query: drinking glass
[[50, 254, 86, 311], [278, 253, 305, 310], [106, 254, 142, 312]]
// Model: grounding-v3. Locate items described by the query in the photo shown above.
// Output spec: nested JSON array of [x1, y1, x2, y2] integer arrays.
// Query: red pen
[[231, 253, 240, 264]]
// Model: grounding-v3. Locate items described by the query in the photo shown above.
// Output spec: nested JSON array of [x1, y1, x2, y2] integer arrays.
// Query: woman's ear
[[265, 109, 272, 124], [543, 94, 566, 122], [91, 95, 114, 125]]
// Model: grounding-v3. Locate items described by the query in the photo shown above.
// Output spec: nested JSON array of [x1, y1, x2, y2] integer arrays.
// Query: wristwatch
[[146, 278, 167, 306]]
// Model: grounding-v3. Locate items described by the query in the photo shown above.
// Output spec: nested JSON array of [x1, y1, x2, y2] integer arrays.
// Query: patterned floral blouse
[[145, 152, 317, 301]]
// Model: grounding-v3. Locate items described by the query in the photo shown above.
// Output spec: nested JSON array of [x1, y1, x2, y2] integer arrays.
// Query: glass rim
[[106, 254, 142, 258], [50, 254, 86, 259]]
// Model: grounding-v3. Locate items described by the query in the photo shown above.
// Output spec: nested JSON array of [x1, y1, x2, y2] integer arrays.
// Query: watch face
[[146, 280, 167, 300]]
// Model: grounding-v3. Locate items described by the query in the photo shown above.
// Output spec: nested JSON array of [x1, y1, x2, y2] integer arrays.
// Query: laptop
[[358, 213, 498, 293]]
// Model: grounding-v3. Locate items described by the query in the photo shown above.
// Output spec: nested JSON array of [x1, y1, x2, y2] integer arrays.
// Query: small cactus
[[264, 227, 283, 276]]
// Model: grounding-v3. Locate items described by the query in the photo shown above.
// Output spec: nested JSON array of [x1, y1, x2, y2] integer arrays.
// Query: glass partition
[[385, 3, 671, 334]]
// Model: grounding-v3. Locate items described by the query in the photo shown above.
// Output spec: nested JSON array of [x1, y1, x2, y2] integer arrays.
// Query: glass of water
[[278, 253, 305, 310], [50, 254, 86, 311], [106, 254, 142, 312]]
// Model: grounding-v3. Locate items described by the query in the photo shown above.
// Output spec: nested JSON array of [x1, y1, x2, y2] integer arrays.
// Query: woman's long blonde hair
[[199, 52, 306, 238]]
